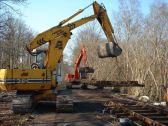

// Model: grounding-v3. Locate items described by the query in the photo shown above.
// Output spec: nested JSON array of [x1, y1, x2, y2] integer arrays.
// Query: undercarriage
[[12, 91, 35, 114], [12, 90, 74, 114]]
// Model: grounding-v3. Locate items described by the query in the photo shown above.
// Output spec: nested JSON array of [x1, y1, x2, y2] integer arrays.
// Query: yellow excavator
[[0, 1, 122, 113]]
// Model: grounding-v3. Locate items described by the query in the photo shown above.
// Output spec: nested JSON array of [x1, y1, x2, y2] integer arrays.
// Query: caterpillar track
[[56, 90, 74, 113], [12, 93, 34, 114], [56, 95, 74, 112]]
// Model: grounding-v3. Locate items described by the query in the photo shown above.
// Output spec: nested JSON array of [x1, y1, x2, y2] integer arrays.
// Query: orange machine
[[164, 88, 168, 104], [65, 47, 94, 88], [65, 47, 87, 82]]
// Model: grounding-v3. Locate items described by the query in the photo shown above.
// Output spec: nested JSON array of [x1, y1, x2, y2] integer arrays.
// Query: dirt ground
[[0, 88, 120, 126], [27, 89, 119, 126]]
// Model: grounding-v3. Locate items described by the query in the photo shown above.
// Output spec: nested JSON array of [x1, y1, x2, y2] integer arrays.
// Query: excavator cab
[[30, 51, 45, 69], [79, 67, 94, 79]]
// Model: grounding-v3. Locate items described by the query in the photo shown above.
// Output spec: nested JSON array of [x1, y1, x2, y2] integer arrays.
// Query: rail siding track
[[1, 90, 168, 126], [103, 95, 168, 126]]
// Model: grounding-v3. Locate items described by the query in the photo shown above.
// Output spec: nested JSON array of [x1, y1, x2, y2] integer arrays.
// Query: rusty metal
[[94, 81, 144, 87], [67, 80, 144, 89], [104, 96, 168, 126], [76, 80, 144, 87], [96, 115, 119, 125]]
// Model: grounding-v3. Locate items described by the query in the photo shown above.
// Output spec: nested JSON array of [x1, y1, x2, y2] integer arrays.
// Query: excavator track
[[56, 90, 74, 113], [12, 93, 34, 114]]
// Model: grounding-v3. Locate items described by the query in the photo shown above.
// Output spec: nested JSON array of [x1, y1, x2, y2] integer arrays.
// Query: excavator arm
[[27, 15, 95, 70], [27, 1, 122, 71], [74, 47, 87, 79], [93, 3, 115, 43]]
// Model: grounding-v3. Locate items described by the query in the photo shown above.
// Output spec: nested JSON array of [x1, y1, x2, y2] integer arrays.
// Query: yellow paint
[[0, 69, 54, 91]]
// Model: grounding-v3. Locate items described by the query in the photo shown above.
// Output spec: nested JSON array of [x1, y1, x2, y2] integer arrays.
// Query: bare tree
[[113, 0, 168, 100], [1, 16, 34, 68], [70, 0, 168, 101], [0, 0, 34, 68], [142, 1, 168, 101], [0, 0, 27, 13]]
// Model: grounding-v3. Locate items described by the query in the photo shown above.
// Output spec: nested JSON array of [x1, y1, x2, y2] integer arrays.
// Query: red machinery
[[65, 47, 87, 82], [65, 47, 94, 84]]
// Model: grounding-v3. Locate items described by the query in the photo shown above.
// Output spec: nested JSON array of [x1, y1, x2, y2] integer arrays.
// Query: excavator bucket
[[93, 1, 122, 58], [97, 42, 122, 58]]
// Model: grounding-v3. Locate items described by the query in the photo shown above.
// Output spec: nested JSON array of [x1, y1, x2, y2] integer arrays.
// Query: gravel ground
[[0, 89, 120, 126]]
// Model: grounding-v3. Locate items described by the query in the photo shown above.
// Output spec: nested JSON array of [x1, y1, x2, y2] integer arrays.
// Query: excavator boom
[[26, 1, 122, 70]]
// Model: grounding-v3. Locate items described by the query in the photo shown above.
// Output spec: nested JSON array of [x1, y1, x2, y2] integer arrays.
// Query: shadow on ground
[[34, 101, 104, 114]]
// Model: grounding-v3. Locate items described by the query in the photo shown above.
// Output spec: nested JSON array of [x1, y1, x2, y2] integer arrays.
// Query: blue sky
[[14, 0, 165, 62], [17, 0, 156, 33]]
